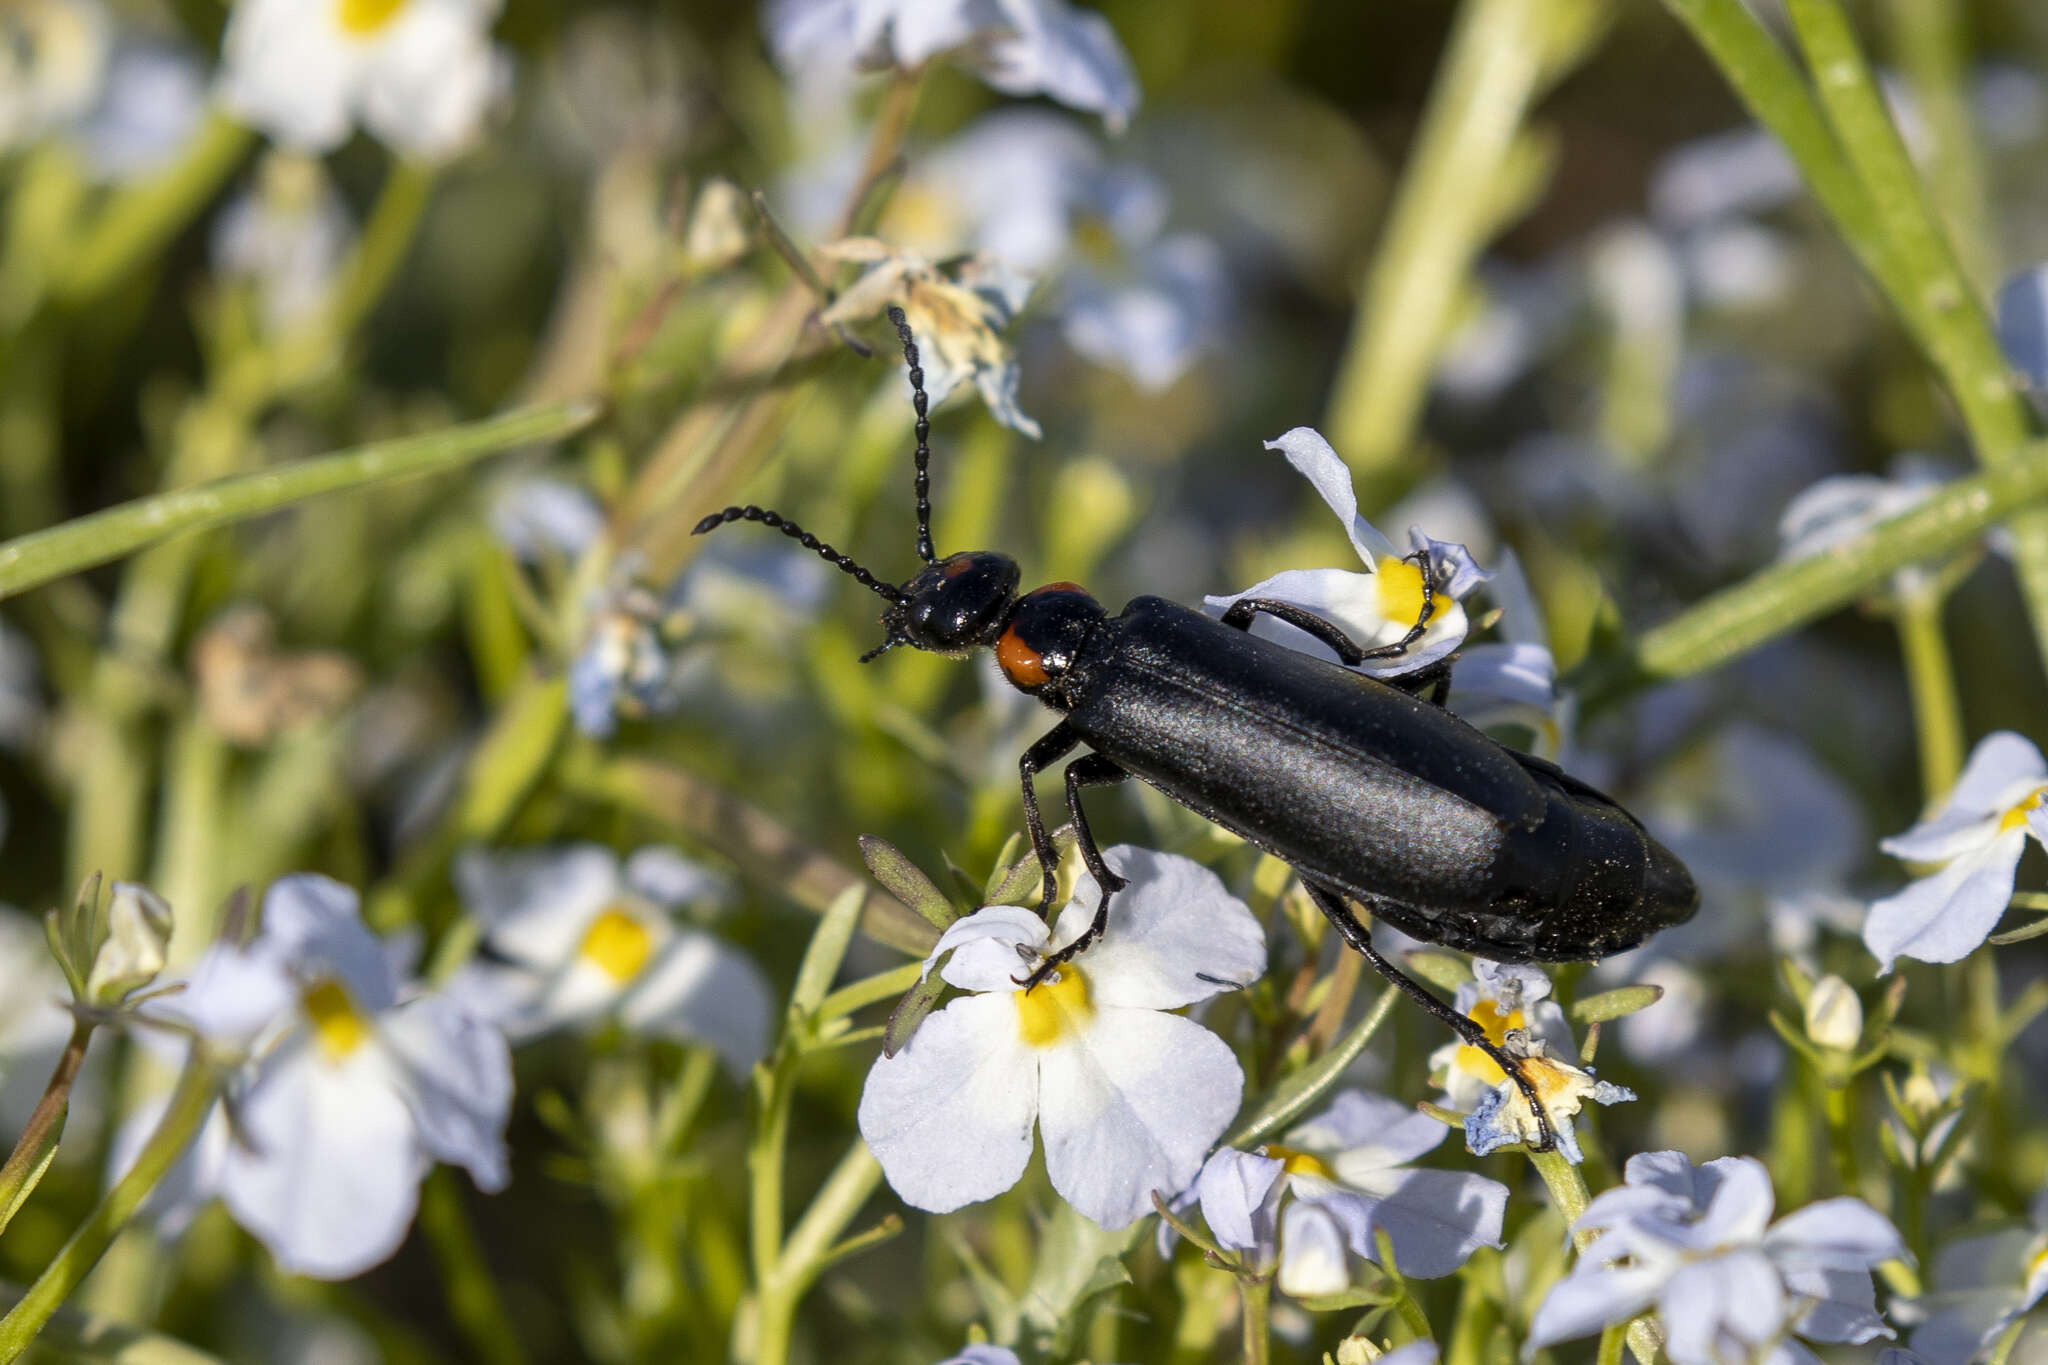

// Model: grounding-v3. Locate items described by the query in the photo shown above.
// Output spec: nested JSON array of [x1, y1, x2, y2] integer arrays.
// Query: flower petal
[[1038, 1007, 1243, 1229], [1204, 566, 1469, 676], [1764, 1197, 1907, 1270], [152, 941, 297, 1051], [1864, 832, 2025, 973], [929, 906, 1051, 994], [1527, 1264, 1665, 1350], [857, 993, 1039, 1215], [1783, 1264, 1893, 1344], [1324, 1166, 1507, 1278], [1657, 1250, 1787, 1365], [1292, 1089, 1445, 1170], [1056, 846, 1264, 1009], [1194, 1147, 1284, 1255], [260, 875, 396, 1009], [618, 931, 774, 1074], [1263, 427, 1400, 565], [623, 845, 731, 911], [377, 994, 513, 1192], [1276, 1199, 1352, 1298], [221, 1038, 427, 1279]]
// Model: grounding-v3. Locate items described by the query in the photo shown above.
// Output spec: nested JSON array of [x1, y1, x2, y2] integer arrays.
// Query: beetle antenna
[[885, 305, 935, 564], [692, 506, 904, 603]]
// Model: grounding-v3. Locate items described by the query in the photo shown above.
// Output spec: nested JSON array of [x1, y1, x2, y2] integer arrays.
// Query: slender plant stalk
[[0, 401, 600, 601], [1880, 0, 1993, 286], [0, 1049, 221, 1364], [1607, 441, 2048, 686], [1325, 0, 1577, 471], [1894, 584, 1966, 801], [1238, 1275, 1272, 1365], [0, 1021, 94, 1236]]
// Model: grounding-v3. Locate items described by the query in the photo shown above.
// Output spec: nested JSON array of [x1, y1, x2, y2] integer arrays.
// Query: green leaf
[[882, 971, 949, 1057], [0, 400, 600, 601], [858, 836, 957, 930], [1989, 915, 2048, 946], [1570, 984, 1665, 1026], [1403, 948, 1473, 995], [791, 885, 865, 1017], [985, 826, 1074, 908]]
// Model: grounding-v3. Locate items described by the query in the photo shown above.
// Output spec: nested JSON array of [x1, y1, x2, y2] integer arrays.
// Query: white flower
[[217, 0, 509, 159], [764, 0, 1139, 133], [1864, 730, 2048, 973], [1462, 1044, 1633, 1166], [1904, 1187, 2048, 1365], [858, 845, 1263, 1229], [1446, 549, 1562, 748], [1204, 428, 1489, 679], [0, 0, 109, 154], [140, 875, 512, 1279], [818, 238, 1041, 437], [212, 152, 356, 334], [1531, 1151, 1903, 1365], [1426, 960, 1574, 1114], [1189, 1089, 1507, 1296], [448, 843, 770, 1074]]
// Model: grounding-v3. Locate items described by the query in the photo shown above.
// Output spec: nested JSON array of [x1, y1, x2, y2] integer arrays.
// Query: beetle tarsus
[[1354, 548, 1439, 662], [1300, 880, 1560, 1153]]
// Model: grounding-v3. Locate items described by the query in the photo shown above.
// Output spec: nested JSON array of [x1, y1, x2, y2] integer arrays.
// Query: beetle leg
[[1354, 548, 1440, 663], [1299, 880, 1559, 1154], [1383, 658, 1454, 707], [1221, 598, 1370, 665], [1017, 754, 1129, 990], [1018, 723, 1083, 916]]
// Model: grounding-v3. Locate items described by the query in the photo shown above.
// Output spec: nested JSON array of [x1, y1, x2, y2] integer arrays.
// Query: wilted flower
[[568, 558, 690, 739], [1903, 1188, 2048, 1365], [818, 238, 1041, 436], [1204, 428, 1489, 679], [1529, 1151, 1903, 1365], [448, 843, 770, 1074], [1462, 1043, 1634, 1165], [1426, 960, 1573, 1114], [190, 606, 363, 748], [138, 875, 512, 1278], [1864, 730, 2048, 973], [217, 0, 509, 159], [859, 846, 1263, 1229], [764, 0, 1139, 133], [1187, 1090, 1507, 1296]]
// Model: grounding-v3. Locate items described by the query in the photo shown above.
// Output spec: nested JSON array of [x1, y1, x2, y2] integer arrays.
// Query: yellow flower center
[[1455, 999, 1525, 1085], [1375, 555, 1428, 630], [1072, 215, 1121, 266], [1998, 788, 2047, 835], [1015, 966, 1093, 1048], [303, 979, 370, 1061], [580, 907, 654, 984], [879, 185, 959, 252], [336, 0, 408, 36], [1261, 1143, 1336, 1181]]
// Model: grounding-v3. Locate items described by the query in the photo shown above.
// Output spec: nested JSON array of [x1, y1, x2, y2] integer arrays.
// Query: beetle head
[[882, 551, 1022, 655]]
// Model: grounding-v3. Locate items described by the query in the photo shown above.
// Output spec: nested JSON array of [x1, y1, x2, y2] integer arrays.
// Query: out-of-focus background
[[1, 0, 2046, 1361]]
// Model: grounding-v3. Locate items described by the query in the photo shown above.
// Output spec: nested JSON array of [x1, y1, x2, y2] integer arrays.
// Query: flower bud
[[1803, 974, 1863, 1052], [84, 882, 174, 1005]]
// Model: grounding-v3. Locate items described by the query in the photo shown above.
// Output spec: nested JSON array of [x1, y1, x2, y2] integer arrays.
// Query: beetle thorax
[[996, 583, 1107, 703]]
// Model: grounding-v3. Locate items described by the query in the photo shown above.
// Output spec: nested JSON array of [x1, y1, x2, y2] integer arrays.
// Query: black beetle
[[694, 307, 1698, 1151]]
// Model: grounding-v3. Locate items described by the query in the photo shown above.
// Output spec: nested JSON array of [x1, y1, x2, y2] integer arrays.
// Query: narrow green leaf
[[858, 836, 957, 930], [1402, 948, 1473, 996], [1227, 986, 1399, 1148], [882, 972, 949, 1057], [985, 826, 1074, 908], [0, 1123, 60, 1238], [792, 885, 865, 1016], [1989, 916, 2048, 947], [0, 400, 600, 601], [1570, 984, 1665, 1026]]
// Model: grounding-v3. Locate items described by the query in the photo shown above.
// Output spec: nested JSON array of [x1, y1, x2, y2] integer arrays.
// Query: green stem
[[1895, 584, 1965, 802], [1391, 1282, 1433, 1342], [0, 1283, 226, 1364], [1880, 0, 1993, 287], [748, 1141, 884, 1365], [1822, 1082, 1862, 1196], [52, 113, 252, 306], [0, 1021, 94, 1237], [1324, 0, 1570, 472], [1600, 442, 2048, 688], [0, 400, 599, 601], [1238, 1275, 1271, 1365], [1529, 1149, 1662, 1363], [0, 1049, 221, 1364], [417, 1168, 529, 1365]]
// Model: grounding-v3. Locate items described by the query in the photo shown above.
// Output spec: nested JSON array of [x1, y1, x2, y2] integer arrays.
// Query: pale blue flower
[[1204, 428, 1490, 679], [765, 0, 1139, 132], [1529, 1151, 1904, 1365], [1061, 230, 1228, 392], [134, 876, 513, 1279], [1902, 1187, 2048, 1365], [1865, 730, 2048, 973], [447, 843, 769, 1075], [1649, 125, 1803, 232], [490, 478, 604, 565], [73, 39, 204, 181], [1187, 1089, 1508, 1297]]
